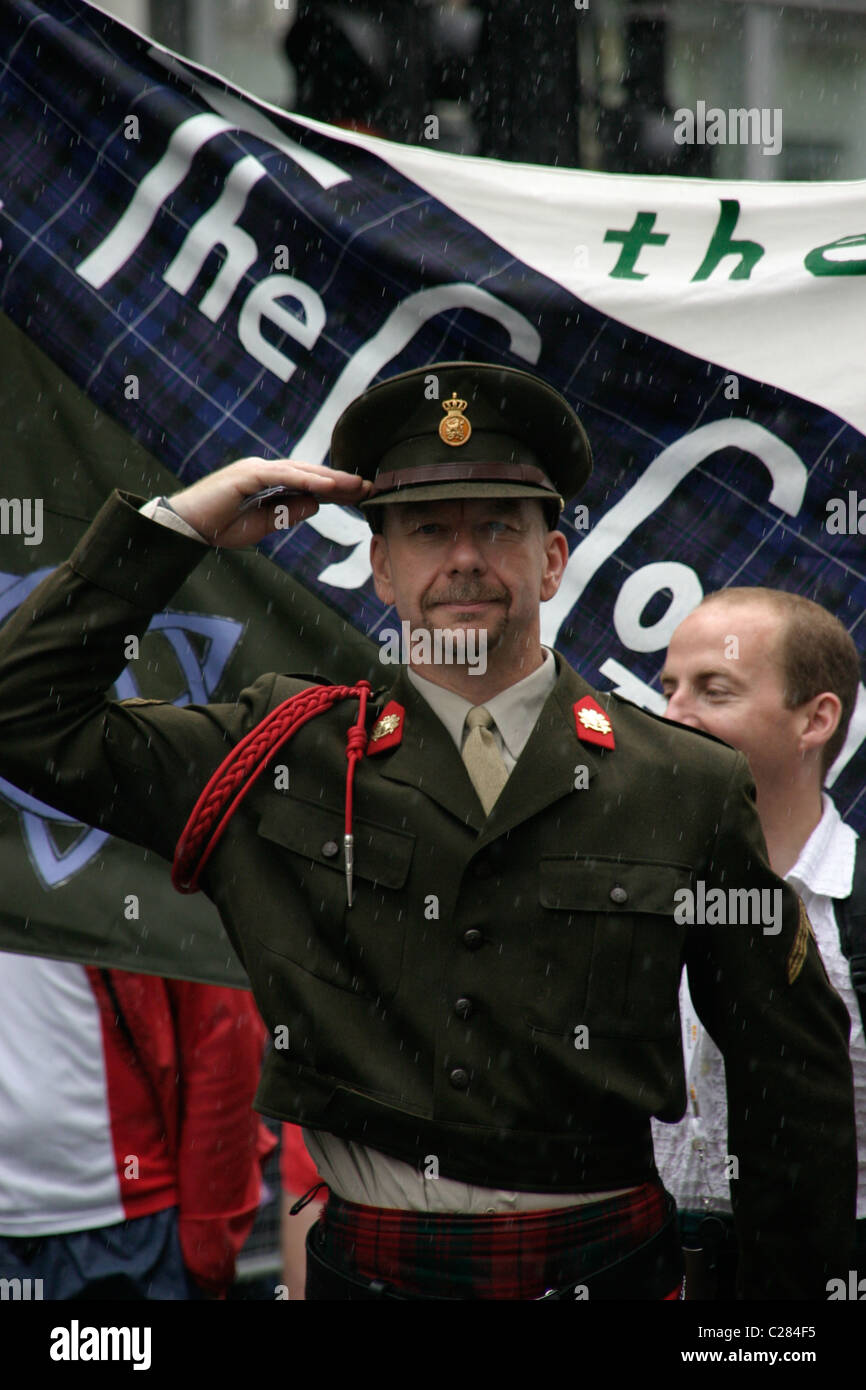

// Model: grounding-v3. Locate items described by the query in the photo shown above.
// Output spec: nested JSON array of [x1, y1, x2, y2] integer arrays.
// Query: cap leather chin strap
[[367, 460, 559, 499]]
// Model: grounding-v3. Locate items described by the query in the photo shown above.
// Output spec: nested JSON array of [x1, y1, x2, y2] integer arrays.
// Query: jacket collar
[[371, 654, 610, 838]]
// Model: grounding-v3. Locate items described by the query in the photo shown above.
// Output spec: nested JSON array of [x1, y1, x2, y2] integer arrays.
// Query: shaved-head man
[[653, 586, 864, 1299]]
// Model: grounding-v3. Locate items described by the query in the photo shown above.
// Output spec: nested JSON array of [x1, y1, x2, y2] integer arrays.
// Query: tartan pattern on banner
[[315, 1181, 673, 1300], [0, 0, 863, 918]]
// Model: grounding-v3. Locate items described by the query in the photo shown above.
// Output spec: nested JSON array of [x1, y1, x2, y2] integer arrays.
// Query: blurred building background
[[106, 0, 866, 179]]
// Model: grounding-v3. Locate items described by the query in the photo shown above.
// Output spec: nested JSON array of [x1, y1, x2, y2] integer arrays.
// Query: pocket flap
[[257, 796, 414, 889], [540, 855, 692, 915]]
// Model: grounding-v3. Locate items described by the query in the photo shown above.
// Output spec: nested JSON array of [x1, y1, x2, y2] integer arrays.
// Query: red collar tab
[[573, 696, 615, 750], [366, 700, 406, 755]]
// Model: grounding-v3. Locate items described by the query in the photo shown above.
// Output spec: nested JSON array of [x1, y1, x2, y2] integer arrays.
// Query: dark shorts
[[0, 1206, 203, 1300]]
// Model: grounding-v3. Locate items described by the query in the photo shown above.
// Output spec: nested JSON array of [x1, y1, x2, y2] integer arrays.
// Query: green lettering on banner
[[604, 212, 668, 280], [692, 200, 764, 282], [804, 233, 866, 277]]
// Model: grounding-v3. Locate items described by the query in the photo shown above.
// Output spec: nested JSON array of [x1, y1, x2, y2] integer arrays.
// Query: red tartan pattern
[[316, 1180, 674, 1300]]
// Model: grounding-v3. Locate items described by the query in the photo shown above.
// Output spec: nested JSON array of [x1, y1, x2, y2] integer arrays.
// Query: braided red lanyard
[[172, 680, 372, 903]]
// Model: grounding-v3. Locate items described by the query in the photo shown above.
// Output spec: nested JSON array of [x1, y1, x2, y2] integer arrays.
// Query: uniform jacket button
[[454, 997, 473, 1019], [472, 857, 493, 880], [462, 928, 484, 951], [321, 840, 339, 858], [609, 884, 628, 904], [449, 1067, 470, 1090]]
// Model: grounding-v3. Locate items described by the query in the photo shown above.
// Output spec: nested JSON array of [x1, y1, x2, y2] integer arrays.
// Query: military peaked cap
[[330, 362, 592, 519]]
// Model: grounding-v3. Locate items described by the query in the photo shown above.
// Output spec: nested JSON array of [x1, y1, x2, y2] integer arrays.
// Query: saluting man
[[0, 362, 855, 1301]]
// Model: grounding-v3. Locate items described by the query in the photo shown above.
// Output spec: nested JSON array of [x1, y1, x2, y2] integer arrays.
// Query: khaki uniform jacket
[[0, 492, 856, 1299]]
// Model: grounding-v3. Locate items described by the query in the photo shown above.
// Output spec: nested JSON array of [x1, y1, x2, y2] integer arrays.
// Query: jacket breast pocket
[[527, 856, 690, 1039], [254, 795, 415, 1001]]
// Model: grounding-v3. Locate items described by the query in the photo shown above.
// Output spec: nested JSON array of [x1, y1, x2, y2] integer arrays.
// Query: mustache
[[423, 586, 508, 608]]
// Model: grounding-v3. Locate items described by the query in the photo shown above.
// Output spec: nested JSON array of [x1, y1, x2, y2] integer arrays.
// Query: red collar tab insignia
[[367, 701, 405, 755], [573, 696, 615, 750]]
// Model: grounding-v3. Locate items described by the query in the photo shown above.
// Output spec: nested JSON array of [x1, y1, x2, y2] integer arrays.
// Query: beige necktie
[[462, 706, 509, 815]]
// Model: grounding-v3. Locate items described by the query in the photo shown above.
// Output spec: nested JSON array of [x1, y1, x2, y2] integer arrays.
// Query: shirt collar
[[405, 648, 558, 757], [786, 793, 858, 899]]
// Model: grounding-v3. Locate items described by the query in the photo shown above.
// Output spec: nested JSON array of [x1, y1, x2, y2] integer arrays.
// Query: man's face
[[660, 600, 806, 787], [369, 496, 566, 662]]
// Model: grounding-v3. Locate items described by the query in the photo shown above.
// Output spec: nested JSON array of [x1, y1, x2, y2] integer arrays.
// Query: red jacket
[[87, 967, 276, 1296]]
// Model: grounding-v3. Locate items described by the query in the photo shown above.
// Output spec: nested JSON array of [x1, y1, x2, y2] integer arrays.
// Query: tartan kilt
[[308, 1179, 681, 1300]]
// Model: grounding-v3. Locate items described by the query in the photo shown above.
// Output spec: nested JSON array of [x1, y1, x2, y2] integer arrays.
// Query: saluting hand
[[168, 459, 373, 548]]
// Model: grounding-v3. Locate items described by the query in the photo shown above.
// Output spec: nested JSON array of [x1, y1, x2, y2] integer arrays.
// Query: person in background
[[653, 586, 864, 1299], [0, 958, 277, 1299]]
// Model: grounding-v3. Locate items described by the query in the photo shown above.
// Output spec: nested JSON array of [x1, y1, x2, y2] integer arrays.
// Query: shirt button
[[462, 929, 484, 951], [454, 997, 473, 1020], [609, 884, 628, 904], [449, 1067, 470, 1090], [321, 841, 339, 858]]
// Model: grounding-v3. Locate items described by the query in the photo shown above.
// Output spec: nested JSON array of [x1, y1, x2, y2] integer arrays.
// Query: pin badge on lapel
[[367, 701, 405, 755], [573, 696, 615, 751]]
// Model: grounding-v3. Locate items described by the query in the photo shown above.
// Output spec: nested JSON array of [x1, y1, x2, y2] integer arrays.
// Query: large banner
[[0, 0, 864, 984]]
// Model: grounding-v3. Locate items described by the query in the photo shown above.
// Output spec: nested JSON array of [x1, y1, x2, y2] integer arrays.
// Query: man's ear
[[540, 529, 569, 602], [370, 533, 395, 606], [799, 691, 842, 758]]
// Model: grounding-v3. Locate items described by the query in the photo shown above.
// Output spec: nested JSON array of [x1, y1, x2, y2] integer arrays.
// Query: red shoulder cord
[[171, 680, 371, 906]]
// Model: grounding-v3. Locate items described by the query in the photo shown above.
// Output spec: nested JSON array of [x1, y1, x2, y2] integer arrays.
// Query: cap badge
[[439, 394, 472, 447]]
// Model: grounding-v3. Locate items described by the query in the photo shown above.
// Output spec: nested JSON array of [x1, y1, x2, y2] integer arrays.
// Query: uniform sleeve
[[168, 980, 277, 1297], [685, 752, 856, 1299], [0, 490, 278, 862]]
